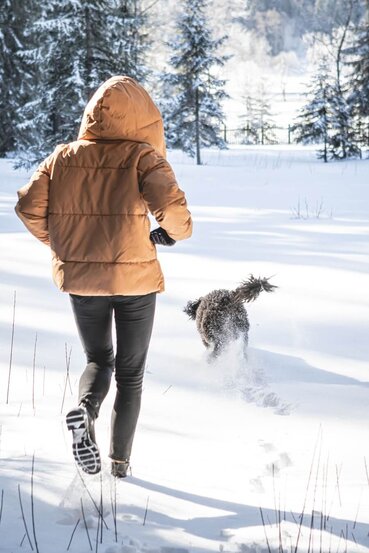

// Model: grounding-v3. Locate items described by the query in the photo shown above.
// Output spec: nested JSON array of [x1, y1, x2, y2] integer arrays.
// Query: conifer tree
[[163, 0, 229, 165], [292, 59, 332, 162], [238, 86, 276, 145], [293, 57, 360, 162], [238, 95, 260, 144], [255, 84, 277, 145], [328, 80, 361, 159], [0, 1, 39, 156], [16, 0, 151, 167], [327, 0, 361, 160], [107, 0, 151, 82], [344, 16, 369, 146]]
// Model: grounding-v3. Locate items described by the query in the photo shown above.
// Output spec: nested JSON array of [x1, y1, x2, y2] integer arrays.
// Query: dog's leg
[[201, 337, 210, 349], [242, 333, 249, 363], [209, 340, 225, 362]]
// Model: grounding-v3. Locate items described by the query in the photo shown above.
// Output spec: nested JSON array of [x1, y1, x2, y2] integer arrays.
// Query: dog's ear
[[183, 298, 202, 320]]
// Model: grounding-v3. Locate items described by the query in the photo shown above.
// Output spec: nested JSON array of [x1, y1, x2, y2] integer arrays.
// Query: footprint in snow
[[265, 452, 293, 476], [249, 445, 293, 491], [249, 476, 265, 493]]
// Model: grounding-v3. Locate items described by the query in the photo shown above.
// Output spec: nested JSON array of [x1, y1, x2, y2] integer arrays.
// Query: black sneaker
[[111, 460, 130, 478], [66, 406, 101, 474]]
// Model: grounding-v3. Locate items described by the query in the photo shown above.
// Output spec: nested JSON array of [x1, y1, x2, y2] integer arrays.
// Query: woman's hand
[[150, 227, 176, 246]]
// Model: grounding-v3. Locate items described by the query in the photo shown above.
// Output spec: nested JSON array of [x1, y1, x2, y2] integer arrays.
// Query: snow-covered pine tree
[[238, 95, 260, 144], [16, 0, 151, 167], [344, 14, 369, 147], [254, 84, 277, 145], [326, 1, 361, 160], [238, 86, 276, 145], [292, 59, 332, 162], [107, 0, 151, 82], [0, 1, 39, 156], [16, 0, 113, 166], [328, 80, 361, 159], [163, 0, 229, 165]]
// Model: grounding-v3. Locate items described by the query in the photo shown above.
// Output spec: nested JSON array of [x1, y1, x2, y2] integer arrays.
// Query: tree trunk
[[195, 87, 201, 165], [323, 125, 328, 163]]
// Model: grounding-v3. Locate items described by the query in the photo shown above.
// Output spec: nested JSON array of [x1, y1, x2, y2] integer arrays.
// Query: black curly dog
[[184, 275, 277, 361]]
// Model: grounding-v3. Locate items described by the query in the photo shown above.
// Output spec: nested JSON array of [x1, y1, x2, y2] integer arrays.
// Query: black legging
[[69, 292, 156, 461]]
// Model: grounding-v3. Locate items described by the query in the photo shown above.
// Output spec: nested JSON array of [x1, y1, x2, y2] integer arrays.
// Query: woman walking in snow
[[14, 76, 192, 477]]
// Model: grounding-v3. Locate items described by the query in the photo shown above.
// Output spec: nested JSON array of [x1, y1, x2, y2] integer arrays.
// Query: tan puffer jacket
[[14, 76, 192, 295]]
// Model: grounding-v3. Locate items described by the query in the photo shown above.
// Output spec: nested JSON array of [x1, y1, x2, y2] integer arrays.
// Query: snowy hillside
[[0, 146, 369, 553]]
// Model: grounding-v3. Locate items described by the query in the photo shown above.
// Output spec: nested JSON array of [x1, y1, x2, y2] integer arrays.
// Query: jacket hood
[[77, 76, 166, 158]]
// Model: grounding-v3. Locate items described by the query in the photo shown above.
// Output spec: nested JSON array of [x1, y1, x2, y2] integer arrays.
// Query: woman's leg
[[110, 293, 156, 461], [69, 294, 115, 418]]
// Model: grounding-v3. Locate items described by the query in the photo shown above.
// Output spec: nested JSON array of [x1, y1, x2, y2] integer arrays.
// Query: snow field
[[0, 146, 369, 552]]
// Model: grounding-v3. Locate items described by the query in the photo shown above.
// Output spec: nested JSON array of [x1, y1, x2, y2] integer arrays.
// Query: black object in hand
[[150, 227, 176, 246]]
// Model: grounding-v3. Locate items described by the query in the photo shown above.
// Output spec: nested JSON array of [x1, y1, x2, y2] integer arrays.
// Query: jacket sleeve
[[137, 147, 192, 241], [14, 151, 56, 246]]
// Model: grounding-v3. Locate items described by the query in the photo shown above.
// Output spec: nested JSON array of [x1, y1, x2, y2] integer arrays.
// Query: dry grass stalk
[[353, 489, 362, 530], [0, 488, 3, 525], [67, 518, 80, 551], [65, 342, 73, 395], [294, 431, 321, 553], [81, 498, 92, 550], [61, 343, 73, 414], [42, 365, 46, 396], [272, 463, 278, 527], [110, 475, 118, 542], [6, 290, 16, 404], [335, 464, 342, 508], [18, 484, 34, 550], [99, 473, 103, 545], [143, 496, 150, 526], [95, 504, 100, 553], [364, 457, 369, 488], [259, 506, 272, 553], [76, 468, 108, 530], [308, 438, 322, 553], [32, 333, 38, 412], [278, 494, 284, 553], [30, 454, 40, 553]]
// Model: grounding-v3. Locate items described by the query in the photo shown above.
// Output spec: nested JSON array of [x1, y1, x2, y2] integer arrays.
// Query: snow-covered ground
[[0, 146, 368, 553]]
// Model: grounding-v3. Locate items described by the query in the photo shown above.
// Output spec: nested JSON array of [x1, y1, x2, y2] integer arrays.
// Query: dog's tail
[[232, 275, 277, 303], [183, 298, 202, 320]]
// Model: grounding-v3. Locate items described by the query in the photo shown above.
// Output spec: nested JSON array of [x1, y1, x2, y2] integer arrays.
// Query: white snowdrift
[[0, 146, 368, 553]]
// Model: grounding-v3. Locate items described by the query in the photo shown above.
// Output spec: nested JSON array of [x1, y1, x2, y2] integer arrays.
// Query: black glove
[[150, 227, 176, 246]]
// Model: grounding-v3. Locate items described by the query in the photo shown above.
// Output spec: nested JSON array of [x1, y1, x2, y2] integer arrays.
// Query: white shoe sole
[[66, 407, 101, 474]]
